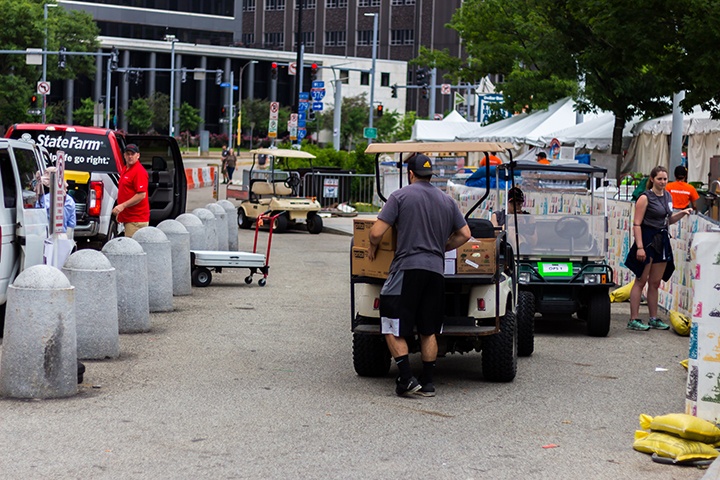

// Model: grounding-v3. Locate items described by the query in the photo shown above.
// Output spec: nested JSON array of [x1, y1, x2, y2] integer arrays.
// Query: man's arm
[[112, 192, 147, 216], [368, 218, 392, 261], [445, 224, 471, 251]]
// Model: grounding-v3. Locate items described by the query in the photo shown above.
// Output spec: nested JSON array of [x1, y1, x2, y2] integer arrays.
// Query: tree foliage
[[0, 0, 99, 126], [417, 0, 720, 155], [127, 97, 153, 133], [73, 97, 95, 126]]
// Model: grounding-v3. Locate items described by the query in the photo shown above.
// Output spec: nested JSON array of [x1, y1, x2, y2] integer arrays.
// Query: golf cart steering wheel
[[554, 216, 588, 240], [284, 174, 301, 190]]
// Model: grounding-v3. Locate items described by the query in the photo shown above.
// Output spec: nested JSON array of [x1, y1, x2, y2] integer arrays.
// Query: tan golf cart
[[229, 148, 323, 234]]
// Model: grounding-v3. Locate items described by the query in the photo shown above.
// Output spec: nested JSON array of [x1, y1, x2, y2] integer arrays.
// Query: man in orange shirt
[[536, 152, 551, 164], [666, 165, 699, 210], [479, 152, 502, 167]]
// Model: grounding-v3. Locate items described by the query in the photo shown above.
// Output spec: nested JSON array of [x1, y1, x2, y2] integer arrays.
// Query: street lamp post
[[165, 34, 178, 137], [237, 60, 258, 149], [42, 3, 58, 124], [364, 12, 379, 144]]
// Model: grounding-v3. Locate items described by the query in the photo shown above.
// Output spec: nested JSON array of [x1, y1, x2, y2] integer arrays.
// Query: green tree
[[72, 97, 95, 126], [320, 94, 369, 149], [375, 110, 400, 142], [240, 98, 291, 140], [126, 97, 153, 133], [395, 111, 417, 141], [179, 101, 202, 150], [0, 0, 99, 126], [420, 0, 719, 155], [147, 91, 169, 132]]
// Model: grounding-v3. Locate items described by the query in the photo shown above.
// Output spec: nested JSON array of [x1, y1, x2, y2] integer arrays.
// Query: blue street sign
[[297, 128, 307, 140], [311, 81, 325, 89], [311, 90, 324, 101], [313, 102, 324, 111], [299, 92, 310, 100], [298, 112, 306, 121], [298, 102, 309, 112], [220, 82, 231, 87], [298, 118, 306, 128]]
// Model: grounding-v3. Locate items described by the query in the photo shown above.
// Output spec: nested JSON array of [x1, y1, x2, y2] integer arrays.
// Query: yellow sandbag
[[669, 310, 691, 336], [610, 280, 634, 302], [639, 413, 720, 444], [633, 431, 719, 462]]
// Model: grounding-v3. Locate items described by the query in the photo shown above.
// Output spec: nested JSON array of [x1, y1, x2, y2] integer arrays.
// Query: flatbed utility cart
[[350, 141, 522, 382], [495, 161, 615, 338], [227, 148, 323, 234]]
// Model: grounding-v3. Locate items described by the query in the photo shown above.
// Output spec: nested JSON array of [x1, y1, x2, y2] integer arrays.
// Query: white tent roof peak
[[442, 110, 467, 122]]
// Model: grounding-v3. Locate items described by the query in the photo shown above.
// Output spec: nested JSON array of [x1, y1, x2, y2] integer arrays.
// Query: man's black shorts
[[379, 269, 444, 337]]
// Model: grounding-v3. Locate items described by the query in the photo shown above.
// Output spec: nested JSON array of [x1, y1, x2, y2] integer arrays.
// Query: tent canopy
[[540, 112, 636, 152], [411, 110, 485, 142]]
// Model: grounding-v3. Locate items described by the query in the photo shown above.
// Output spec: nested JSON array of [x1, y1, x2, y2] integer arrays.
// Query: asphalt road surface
[[0, 186, 709, 480]]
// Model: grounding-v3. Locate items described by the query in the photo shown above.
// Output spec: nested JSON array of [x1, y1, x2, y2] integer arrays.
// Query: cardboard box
[[351, 246, 394, 279], [456, 238, 496, 274], [353, 218, 397, 251]]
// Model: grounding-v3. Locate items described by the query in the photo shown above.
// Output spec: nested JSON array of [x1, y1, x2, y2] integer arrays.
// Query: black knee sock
[[394, 355, 412, 380], [420, 360, 436, 384]]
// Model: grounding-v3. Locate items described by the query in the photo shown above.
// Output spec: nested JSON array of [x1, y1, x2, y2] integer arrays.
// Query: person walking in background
[[368, 154, 471, 397], [536, 152, 551, 164], [666, 165, 699, 211], [479, 152, 502, 167], [625, 166, 692, 331], [225, 148, 238, 183], [112, 144, 150, 238], [221, 145, 229, 184]]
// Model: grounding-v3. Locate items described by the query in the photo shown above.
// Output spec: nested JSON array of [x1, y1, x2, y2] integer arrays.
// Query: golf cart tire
[[307, 213, 323, 234], [586, 289, 611, 337], [353, 332, 391, 377], [482, 307, 518, 382], [272, 213, 288, 233], [192, 267, 212, 287], [517, 291, 535, 357], [238, 208, 253, 229]]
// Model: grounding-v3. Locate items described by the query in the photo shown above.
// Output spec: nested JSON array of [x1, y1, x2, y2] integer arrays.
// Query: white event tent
[[411, 110, 485, 142]]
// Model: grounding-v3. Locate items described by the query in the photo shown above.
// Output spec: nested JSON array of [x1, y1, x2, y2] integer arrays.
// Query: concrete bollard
[[217, 200, 239, 251], [205, 203, 229, 251], [192, 208, 218, 251], [176, 213, 206, 251], [133, 227, 174, 312], [157, 219, 192, 296], [102, 237, 150, 333], [62, 250, 119, 360], [0, 265, 77, 399]]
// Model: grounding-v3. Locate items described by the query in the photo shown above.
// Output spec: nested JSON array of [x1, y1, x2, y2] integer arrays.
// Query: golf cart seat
[[250, 179, 292, 199]]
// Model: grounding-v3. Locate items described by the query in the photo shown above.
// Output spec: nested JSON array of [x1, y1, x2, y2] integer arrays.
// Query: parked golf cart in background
[[350, 142, 522, 383], [228, 148, 323, 234], [496, 161, 614, 338]]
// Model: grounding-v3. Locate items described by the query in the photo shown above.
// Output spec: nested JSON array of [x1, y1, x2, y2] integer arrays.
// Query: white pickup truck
[[0, 139, 49, 334]]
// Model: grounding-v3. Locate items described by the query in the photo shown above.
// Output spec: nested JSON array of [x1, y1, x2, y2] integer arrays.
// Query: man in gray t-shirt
[[368, 153, 470, 397]]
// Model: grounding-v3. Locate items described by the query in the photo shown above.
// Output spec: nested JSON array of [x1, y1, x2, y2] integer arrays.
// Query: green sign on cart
[[538, 262, 574, 277]]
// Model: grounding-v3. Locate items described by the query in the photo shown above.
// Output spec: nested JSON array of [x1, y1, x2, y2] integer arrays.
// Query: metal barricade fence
[[301, 171, 379, 210]]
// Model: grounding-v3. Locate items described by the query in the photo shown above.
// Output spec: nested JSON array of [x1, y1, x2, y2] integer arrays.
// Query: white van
[[0, 139, 49, 333]]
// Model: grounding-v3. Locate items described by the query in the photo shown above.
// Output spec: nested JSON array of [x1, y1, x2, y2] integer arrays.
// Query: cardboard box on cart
[[352, 218, 396, 279], [456, 238, 496, 274], [353, 218, 397, 251]]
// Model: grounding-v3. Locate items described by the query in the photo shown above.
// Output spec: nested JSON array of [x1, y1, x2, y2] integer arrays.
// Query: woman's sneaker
[[627, 319, 650, 331], [648, 317, 671, 330]]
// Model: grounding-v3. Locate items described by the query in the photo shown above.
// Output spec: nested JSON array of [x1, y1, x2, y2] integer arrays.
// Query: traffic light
[[30, 95, 37, 106], [271, 62, 278, 80], [310, 62, 318, 80], [376, 104, 384, 117], [215, 70, 223, 85], [58, 46, 67, 69], [390, 84, 397, 98], [416, 67, 426, 85], [221, 106, 227, 117], [421, 86, 428, 99], [110, 47, 119, 70], [133, 70, 142, 85], [181, 68, 187, 83]]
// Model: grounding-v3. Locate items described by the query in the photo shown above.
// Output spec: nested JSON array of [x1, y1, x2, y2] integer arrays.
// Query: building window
[[391, 0, 403, 4], [294, 31, 315, 47], [241, 33, 255, 45], [357, 30, 372, 46], [266, 0, 286, 10], [295, 0, 317, 8], [243, 0, 256, 11], [264, 32, 284, 47], [358, 0, 381, 5], [404, 0, 415, 4], [325, 31, 347, 47], [360, 72, 369, 85], [381, 72, 390, 86], [339, 69, 349, 84], [390, 29, 414, 46]]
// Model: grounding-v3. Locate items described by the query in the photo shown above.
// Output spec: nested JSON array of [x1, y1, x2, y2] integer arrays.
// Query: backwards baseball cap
[[125, 144, 140, 154], [407, 153, 433, 177]]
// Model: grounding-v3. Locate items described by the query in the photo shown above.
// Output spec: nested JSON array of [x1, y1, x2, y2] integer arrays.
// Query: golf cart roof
[[365, 141, 514, 154], [497, 160, 607, 175], [249, 148, 316, 159]]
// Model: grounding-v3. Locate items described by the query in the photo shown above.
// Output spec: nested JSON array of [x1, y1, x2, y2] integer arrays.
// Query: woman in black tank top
[[625, 166, 692, 331]]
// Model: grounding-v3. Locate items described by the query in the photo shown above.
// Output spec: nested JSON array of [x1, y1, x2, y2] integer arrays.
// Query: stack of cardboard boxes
[[351, 218, 396, 279]]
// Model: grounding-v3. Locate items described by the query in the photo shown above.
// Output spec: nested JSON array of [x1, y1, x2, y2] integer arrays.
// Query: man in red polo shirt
[[112, 143, 150, 237]]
